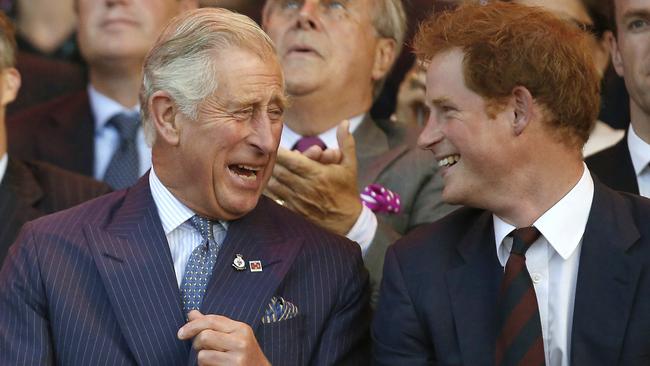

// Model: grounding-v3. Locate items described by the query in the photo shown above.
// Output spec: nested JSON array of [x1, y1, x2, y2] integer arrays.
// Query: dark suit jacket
[[0, 175, 370, 365], [372, 179, 650, 365], [8, 53, 86, 117], [7, 90, 96, 176], [0, 158, 110, 266], [354, 116, 454, 304], [586, 136, 639, 194]]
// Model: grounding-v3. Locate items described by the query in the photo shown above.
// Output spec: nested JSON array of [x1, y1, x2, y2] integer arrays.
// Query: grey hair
[[140, 7, 278, 145], [372, 0, 407, 59], [371, 0, 407, 97]]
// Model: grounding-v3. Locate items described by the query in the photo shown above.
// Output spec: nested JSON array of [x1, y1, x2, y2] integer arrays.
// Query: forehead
[[515, 0, 591, 23], [425, 49, 467, 98], [212, 48, 285, 102]]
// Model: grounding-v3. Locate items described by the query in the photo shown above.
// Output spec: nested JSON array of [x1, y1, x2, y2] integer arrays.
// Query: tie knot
[[509, 226, 540, 255], [292, 136, 326, 153], [108, 113, 140, 142], [189, 215, 217, 243]]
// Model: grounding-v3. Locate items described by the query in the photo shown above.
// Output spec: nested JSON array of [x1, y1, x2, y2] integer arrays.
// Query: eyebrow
[[620, 8, 650, 22], [429, 97, 452, 107]]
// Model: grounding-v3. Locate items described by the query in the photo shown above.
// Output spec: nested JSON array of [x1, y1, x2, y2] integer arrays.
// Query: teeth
[[438, 154, 460, 168], [237, 164, 260, 172]]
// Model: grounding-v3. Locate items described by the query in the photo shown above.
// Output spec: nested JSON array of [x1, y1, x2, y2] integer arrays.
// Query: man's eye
[[283, 0, 301, 9], [234, 109, 253, 120], [268, 107, 284, 121], [326, 1, 345, 10], [629, 19, 649, 31]]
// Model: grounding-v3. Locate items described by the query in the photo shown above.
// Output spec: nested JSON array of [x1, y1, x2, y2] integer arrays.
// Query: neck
[[89, 64, 142, 108], [284, 87, 372, 136], [630, 99, 650, 144], [16, 0, 76, 54], [490, 146, 584, 228]]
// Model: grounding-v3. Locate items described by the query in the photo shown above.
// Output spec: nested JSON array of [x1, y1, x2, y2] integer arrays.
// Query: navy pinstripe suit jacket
[[0, 175, 370, 365]]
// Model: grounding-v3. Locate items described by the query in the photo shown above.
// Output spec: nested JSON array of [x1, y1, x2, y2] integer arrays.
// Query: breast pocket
[[258, 315, 305, 366]]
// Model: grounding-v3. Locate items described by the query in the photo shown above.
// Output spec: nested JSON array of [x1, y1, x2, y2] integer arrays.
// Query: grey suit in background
[[355, 117, 454, 302]]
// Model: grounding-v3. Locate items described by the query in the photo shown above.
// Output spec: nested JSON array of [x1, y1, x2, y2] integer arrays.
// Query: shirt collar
[[493, 163, 594, 263], [0, 153, 7, 185], [149, 167, 228, 235], [280, 114, 365, 150], [88, 85, 140, 131], [627, 124, 650, 175]]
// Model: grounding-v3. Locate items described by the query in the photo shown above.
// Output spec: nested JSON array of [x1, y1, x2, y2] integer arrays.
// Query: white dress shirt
[[88, 85, 151, 180], [280, 115, 377, 256], [627, 124, 650, 198], [149, 167, 228, 287], [0, 153, 7, 185], [493, 164, 594, 366]]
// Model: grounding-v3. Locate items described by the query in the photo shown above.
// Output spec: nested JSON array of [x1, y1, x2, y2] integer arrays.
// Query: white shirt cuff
[[345, 205, 377, 257]]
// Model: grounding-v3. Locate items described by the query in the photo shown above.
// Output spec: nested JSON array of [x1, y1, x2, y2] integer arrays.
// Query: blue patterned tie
[[103, 113, 140, 189], [180, 215, 224, 316]]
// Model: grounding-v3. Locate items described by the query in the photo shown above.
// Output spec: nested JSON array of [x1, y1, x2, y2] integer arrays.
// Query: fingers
[[178, 311, 239, 340], [276, 148, 321, 176], [336, 120, 357, 167]]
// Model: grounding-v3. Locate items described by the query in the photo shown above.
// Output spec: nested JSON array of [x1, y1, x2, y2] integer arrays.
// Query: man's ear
[[149, 90, 180, 146], [372, 38, 397, 81], [511, 86, 534, 136], [1, 68, 20, 107], [607, 31, 624, 77]]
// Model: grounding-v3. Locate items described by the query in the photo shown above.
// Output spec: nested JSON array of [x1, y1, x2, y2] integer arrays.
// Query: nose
[[295, 1, 321, 31], [249, 113, 280, 155], [417, 112, 444, 150]]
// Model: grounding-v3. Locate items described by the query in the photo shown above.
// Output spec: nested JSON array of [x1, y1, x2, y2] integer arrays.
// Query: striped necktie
[[496, 227, 545, 366]]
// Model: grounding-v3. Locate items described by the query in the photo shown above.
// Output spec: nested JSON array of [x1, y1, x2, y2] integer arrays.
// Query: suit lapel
[[188, 198, 304, 365], [200, 197, 304, 328], [85, 175, 189, 365], [353, 116, 409, 189], [37, 91, 95, 176], [445, 212, 502, 366], [571, 180, 642, 364]]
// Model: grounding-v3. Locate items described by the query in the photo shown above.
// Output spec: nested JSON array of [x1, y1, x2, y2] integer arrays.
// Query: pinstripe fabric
[[0, 158, 111, 267], [0, 173, 370, 365]]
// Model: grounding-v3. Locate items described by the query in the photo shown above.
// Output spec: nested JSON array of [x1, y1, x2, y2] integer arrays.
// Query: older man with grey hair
[[0, 8, 370, 366], [262, 0, 454, 305]]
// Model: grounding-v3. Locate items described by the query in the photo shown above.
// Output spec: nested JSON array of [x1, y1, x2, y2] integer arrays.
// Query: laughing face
[[172, 48, 286, 220], [417, 49, 517, 208]]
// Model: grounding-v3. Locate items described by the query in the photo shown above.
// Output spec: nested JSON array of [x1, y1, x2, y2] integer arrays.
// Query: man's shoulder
[[23, 160, 111, 210], [23, 188, 126, 237], [256, 196, 361, 257], [390, 207, 487, 263], [7, 90, 90, 130], [585, 137, 629, 172]]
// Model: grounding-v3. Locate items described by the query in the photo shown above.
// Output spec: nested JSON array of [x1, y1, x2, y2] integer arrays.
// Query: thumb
[[336, 119, 357, 166]]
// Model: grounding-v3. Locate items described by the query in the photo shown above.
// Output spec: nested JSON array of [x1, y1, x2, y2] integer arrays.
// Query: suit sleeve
[[0, 224, 55, 365], [372, 245, 435, 365], [312, 244, 371, 366]]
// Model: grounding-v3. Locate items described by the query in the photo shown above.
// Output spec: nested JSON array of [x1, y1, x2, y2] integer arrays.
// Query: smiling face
[[417, 49, 516, 208], [262, 0, 383, 99], [77, 0, 192, 67], [172, 48, 286, 220], [611, 0, 650, 125]]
